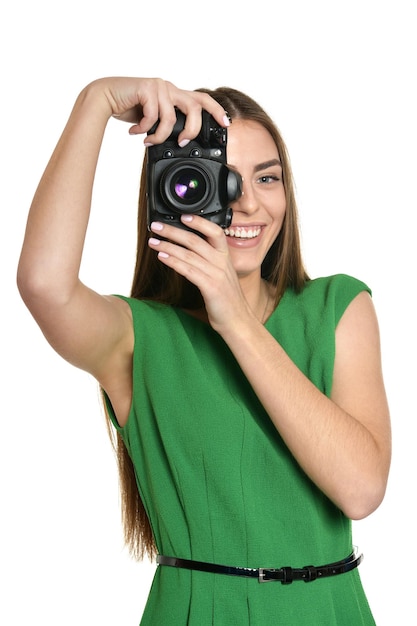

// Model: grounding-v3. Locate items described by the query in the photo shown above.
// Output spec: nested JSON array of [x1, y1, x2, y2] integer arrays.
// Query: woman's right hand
[[88, 76, 230, 146]]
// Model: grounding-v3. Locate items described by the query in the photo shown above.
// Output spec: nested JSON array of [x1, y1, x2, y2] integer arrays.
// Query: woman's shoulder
[[111, 296, 169, 316], [110, 296, 195, 334], [281, 274, 372, 325], [303, 273, 371, 297]]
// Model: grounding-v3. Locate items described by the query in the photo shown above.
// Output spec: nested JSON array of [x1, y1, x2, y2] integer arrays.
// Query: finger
[[147, 230, 212, 280], [174, 92, 230, 146], [150, 217, 227, 253], [144, 87, 230, 146], [149, 219, 209, 250], [149, 218, 226, 261], [133, 80, 178, 139], [180, 215, 229, 249]]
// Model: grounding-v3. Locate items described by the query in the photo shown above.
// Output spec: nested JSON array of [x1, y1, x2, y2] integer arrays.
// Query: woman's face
[[225, 119, 286, 279]]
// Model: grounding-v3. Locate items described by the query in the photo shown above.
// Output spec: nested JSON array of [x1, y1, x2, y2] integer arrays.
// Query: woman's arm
[[17, 77, 229, 423], [221, 290, 391, 520], [17, 79, 126, 378], [17, 77, 230, 420], [148, 215, 391, 519]]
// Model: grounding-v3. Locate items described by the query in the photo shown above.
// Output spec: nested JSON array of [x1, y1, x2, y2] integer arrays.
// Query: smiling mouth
[[224, 226, 262, 239]]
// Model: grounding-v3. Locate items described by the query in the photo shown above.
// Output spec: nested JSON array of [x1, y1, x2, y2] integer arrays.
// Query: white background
[[1, 1, 416, 624]]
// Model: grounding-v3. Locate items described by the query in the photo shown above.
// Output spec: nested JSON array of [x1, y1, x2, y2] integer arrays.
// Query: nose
[[231, 177, 258, 215]]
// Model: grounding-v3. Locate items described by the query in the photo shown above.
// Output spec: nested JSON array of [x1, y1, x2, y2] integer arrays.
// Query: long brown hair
[[109, 86, 309, 560]]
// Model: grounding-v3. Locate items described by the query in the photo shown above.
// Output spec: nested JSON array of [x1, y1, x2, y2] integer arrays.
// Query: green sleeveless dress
[[107, 274, 376, 625]]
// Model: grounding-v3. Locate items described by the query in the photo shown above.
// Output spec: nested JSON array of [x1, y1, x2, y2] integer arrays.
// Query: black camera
[[146, 109, 242, 231]]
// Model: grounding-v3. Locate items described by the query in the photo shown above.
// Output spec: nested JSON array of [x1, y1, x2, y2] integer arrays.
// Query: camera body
[[146, 109, 242, 231]]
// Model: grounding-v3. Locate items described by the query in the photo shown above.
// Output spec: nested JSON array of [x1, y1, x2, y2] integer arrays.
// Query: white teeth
[[224, 226, 261, 239]]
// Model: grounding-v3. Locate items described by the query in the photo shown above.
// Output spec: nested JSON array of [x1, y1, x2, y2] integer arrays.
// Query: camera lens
[[173, 170, 205, 203], [162, 162, 213, 212]]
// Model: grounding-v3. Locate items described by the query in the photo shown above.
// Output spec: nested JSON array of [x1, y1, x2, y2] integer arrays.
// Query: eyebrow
[[253, 158, 282, 173]]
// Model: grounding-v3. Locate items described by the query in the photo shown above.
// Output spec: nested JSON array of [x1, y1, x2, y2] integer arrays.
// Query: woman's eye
[[258, 174, 280, 184]]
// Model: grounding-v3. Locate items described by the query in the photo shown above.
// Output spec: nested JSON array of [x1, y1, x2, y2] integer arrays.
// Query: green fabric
[[108, 274, 375, 625]]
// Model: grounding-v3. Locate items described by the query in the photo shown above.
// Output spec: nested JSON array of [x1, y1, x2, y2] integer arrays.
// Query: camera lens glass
[[161, 160, 215, 213], [173, 169, 206, 204]]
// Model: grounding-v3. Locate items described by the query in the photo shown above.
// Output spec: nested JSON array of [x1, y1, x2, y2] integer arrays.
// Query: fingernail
[[144, 142, 154, 147], [223, 113, 231, 126], [178, 138, 190, 148], [181, 215, 193, 222], [151, 221, 164, 231], [158, 251, 170, 259], [148, 237, 160, 245]]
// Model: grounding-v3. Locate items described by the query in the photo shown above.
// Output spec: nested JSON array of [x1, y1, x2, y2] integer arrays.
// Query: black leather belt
[[157, 550, 363, 584]]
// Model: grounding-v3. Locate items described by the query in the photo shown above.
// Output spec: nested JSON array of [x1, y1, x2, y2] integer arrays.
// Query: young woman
[[17, 77, 391, 624]]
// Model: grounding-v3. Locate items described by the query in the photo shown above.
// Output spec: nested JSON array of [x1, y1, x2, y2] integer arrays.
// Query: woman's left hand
[[148, 215, 251, 332]]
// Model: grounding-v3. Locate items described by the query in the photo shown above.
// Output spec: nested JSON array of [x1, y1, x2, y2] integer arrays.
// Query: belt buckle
[[258, 567, 275, 583], [258, 566, 293, 584]]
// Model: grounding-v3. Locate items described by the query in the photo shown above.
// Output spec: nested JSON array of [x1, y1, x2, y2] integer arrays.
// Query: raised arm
[[17, 77, 230, 419]]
